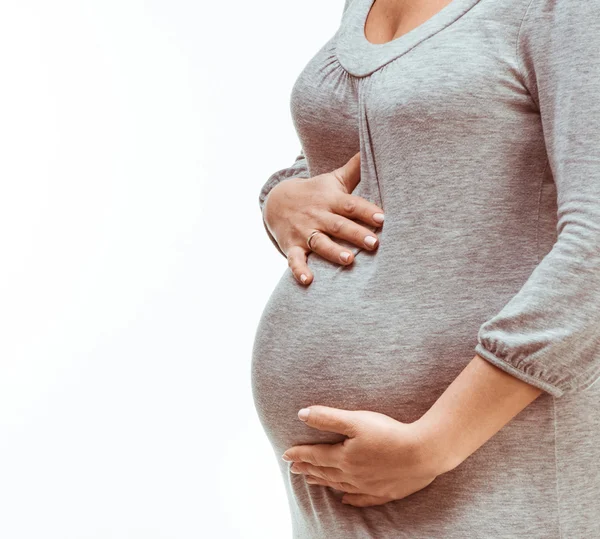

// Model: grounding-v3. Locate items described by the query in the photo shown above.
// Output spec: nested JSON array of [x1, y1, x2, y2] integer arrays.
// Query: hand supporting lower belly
[[279, 353, 543, 507]]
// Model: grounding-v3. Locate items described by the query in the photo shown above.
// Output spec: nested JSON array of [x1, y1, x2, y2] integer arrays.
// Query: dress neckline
[[335, 0, 483, 77]]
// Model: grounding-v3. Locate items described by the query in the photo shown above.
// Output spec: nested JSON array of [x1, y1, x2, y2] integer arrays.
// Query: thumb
[[342, 493, 394, 507], [298, 405, 360, 438], [332, 151, 361, 194]]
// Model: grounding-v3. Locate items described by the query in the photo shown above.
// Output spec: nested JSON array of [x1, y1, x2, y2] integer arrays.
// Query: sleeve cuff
[[474, 343, 564, 397]]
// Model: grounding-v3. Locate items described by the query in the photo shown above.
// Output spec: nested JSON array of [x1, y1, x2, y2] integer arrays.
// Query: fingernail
[[373, 213, 385, 223], [298, 408, 310, 421], [364, 235, 377, 247], [340, 252, 350, 262], [282, 453, 292, 461], [300, 274, 307, 283]]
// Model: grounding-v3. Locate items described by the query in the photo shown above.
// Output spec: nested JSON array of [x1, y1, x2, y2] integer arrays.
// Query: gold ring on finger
[[307, 230, 321, 251]]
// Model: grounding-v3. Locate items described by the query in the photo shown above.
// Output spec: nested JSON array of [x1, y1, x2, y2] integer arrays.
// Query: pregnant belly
[[251, 248, 480, 454]]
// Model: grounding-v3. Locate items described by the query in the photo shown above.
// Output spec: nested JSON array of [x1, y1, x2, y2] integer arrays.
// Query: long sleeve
[[474, 0, 600, 397], [258, 149, 310, 258]]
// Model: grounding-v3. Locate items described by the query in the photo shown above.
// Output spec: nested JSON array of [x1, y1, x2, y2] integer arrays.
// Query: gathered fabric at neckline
[[335, 0, 483, 77]]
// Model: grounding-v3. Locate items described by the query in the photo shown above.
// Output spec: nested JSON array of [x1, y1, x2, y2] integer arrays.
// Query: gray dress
[[251, 0, 600, 537]]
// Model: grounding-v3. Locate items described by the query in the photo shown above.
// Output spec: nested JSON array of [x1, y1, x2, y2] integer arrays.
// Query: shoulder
[[516, 0, 600, 108], [517, 0, 600, 69], [518, 0, 600, 31], [342, 0, 356, 17]]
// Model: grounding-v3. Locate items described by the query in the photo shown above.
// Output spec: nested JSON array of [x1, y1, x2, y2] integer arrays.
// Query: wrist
[[411, 413, 466, 476]]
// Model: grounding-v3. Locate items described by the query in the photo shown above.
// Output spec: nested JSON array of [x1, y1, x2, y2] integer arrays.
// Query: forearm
[[413, 354, 544, 475]]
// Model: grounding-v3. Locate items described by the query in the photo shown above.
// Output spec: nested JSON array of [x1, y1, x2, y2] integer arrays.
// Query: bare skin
[[262, 152, 385, 285], [281, 354, 543, 507], [263, 0, 461, 284], [274, 0, 545, 507], [364, 0, 457, 44]]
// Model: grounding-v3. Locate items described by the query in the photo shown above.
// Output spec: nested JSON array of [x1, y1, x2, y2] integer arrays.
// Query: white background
[[0, 1, 345, 537]]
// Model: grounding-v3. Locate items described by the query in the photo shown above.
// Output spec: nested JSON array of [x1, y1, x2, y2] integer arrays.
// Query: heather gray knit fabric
[[251, 0, 600, 537]]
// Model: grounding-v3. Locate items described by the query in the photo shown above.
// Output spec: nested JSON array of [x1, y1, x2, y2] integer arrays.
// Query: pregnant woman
[[251, 0, 600, 537]]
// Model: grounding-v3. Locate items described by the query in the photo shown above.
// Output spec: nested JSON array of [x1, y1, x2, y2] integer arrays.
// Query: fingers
[[292, 462, 347, 483], [287, 245, 314, 286], [319, 212, 381, 251], [304, 475, 362, 494], [287, 228, 357, 285], [284, 180, 385, 286], [341, 493, 395, 507], [284, 441, 344, 469], [288, 233, 355, 283], [304, 230, 356, 267], [331, 193, 385, 229]]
